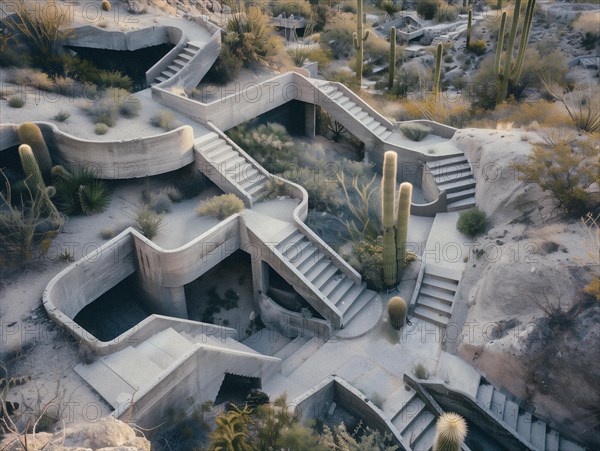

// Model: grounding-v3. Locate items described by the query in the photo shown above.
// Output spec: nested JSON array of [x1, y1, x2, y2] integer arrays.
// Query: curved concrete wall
[[2, 122, 195, 179], [65, 25, 181, 51]]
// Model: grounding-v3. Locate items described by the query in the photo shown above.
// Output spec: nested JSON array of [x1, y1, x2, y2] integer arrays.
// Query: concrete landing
[[336, 294, 383, 339], [423, 212, 469, 270]]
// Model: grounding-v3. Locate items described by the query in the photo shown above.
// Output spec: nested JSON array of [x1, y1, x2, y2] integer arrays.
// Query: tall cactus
[[494, 0, 536, 104], [433, 412, 468, 451], [18, 144, 60, 219], [396, 182, 412, 281], [433, 43, 443, 94], [388, 27, 397, 89], [353, 0, 370, 87], [17, 122, 52, 183], [466, 9, 472, 49], [382, 151, 397, 288]]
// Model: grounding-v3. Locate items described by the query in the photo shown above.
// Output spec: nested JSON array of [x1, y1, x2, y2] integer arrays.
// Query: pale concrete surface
[[423, 212, 469, 270], [336, 294, 384, 339]]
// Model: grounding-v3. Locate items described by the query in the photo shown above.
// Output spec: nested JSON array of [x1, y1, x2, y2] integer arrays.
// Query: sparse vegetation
[[414, 363, 429, 379], [151, 111, 178, 131], [135, 206, 163, 239], [95, 123, 109, 135], [8, 96, 25, 108], [54, 110, 70, 122], [400, 123, 431, 141], [197, 194, 244, 219]]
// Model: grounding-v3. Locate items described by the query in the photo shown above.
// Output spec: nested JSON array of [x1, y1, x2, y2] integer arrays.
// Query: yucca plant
[[226, 5, 274, 66], [78, 180, 110, 215]]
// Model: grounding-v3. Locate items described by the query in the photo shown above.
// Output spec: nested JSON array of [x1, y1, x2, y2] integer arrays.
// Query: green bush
[[95, 123, 109, 135], [288, 45, 310, 67], [352, 237, 385, 291], [97, 70, 132, 91], [8, 96, 25, 108], [468, 39, 487, 55], [225, 6, 278, 66], [197, 194, 244, 219], [150, 111, 178, 131], [435, 4, 458, 22], [135, 207, 163, 239], [78, 181, 110, 215], [54, 110, 70, 122], [284, 166, 340, 212], [204, 45, 242, 85], [400, 123, 431, 141], [391, 64, 424, 97], [321, 25, 355, 59], [54, 168, 110, 216], [417, 0, 439, 20], [456, 208, 488, 237], [173, 166, 211, 199]]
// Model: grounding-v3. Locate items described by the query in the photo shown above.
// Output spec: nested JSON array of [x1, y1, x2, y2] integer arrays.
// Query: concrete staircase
[[410, 265, 461, 328], [319, 84, 394, 142], [385, 386, 437, 450], [425, 155, 476, 212], [276, 226, 378, 326], [194, 131, 272, 203], [75, 327, 280, 410], [151, 42, 202, 86], [476, 379, 586, 451]]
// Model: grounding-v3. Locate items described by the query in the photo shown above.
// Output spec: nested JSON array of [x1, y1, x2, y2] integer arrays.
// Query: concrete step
[[416, 296, 452, 316], [239, 171, 265, 189], [517, 411, 532, 443], [428, 155, 468, 168], [412, 421, 436, 451], [424, 265, 462, 281], [201, 137, 228, 154], [362, 116, 376, 127], [349, 106, 362, 114], [204, 145, 233, 162], [340, 288, 374, 322], [330, 91, 344, 101], [318, 270, 344, 293], [281, 337, 321, 376], [182, 331, 260, 355], [304, 258, 333, 281], [293, 246, 321, 270], [446, 187, 476, 202], [195, 132, 220, 147], [392, 394, 426, 434], [340, 99, 354, 108], [326, 276, 355, 304], [546, 429, 559, 451], [277, 229, 304, 250], [182, 47, 198, 57], [155, 76, 168, 83], [221, 156, 246, 169], [366, 119, 382, 131], [421, 275, 458, 294], [186, 42, 202, 51], [559, 437, 586, 451], [383, 385, 416, 419], [429, 162, 470, 177], [161, 70, 176, 78], [281, 235, 311, 259], [381, 130, 393, 141], [333, 281, 363, 308], [447, 197, 476, 212], [336, 95, 350, 104], [167, 64, 182, 73], [246, 179, 269, 197], [173, 58, 188, 67], [436, 178, 476, 194], [530, 420, 547, 449], [419, 286, 455, 304], [273, 335, 309, 361], [403, 409, 435, 447], [374, 125, 388, 136], [136, 340, 176, 370], [308, 261, 337, 286], [434, 169, 473, 184], [178, 52, 193, 61], [211, 148, 239, 164], [502, 398, 519, 431], [490, 389, 507, 421], [356, 111, 369, 120], [413, 305, 449, 326], [145, 327, 195, 360], [100, 346, 164, 391], [476, 383, 494, 409], [242, 329, 290, 356]]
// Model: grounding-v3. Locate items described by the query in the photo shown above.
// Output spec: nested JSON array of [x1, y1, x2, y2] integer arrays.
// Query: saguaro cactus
[[17, 122, 52, 183], [388, 296, 407, 328], [433, 43, 443, 94], [382, 151, 398, 288], [388, 26, 397, 89], [494, 0, 536, 104], [466, 9, 472, 49], [396, 182, 412, 280], [433, 412, 468, 451], [18, 144, 60, 218], [353, 0, 370, 86]]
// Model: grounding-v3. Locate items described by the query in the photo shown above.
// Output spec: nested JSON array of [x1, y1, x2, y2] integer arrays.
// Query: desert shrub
[[457, 208, 488, 237], [319, 422, 396, 450], [340, 2, 356, 13], [417, 0, 439, 20], [148, 192, 173, 214], [78, 181, 110, 215], [6, 68, 54, 91], [101, 0, 111, 11], [54, 110, 70, 122], [351, 236, 384, 291], [96, 70, 132, 91], [468, 39, 487, 55], [150, 111, 178, 131], [283, 166, 340, 212], [414, 363, 429, 379], [197, 193, 244, 219], [513, 132, 598, 215], [8, 96, 24, 108], [54, 168, 110, 215], [435, 4, 458, 22], [118, 96, 141, 117], [391, 64, 428, 97], [321, 21, 356, 59], [94, 123, 109, 135], [403, 97, 471, 128], [135, 207, 163, 239], [581, 31, 598, 51], [99, 221, 134, 239], [306, 47, 332, 69], [161, 186, 183, 202], [287, 45, 310, 67], [271, 0, 312, 17], [381, 0, 402, 20], [17, 122, 53, 182], [204, 45, 242, 85], [225, 6, 280, 66], [173, 166, 211, 199], [400, 123, 431, 141]]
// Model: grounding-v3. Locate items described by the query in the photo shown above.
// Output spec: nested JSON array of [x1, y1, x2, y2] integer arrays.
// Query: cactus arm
[[396, 182, 412, 282], [382, 151, 398, 288], [512, 0, 536, 81], [433, 43, 443, 94], [389, 27, 396, 89], [497, 0, 522, 103], [494, 12, 507, 75]]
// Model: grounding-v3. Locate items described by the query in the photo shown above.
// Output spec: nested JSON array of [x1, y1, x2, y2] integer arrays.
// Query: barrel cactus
[[17, 122, 52, 183], [433, 412, 468, 451], [388, 296, 407, 328]]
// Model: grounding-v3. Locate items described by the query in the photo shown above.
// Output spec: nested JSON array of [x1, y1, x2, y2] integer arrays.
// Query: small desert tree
[[513, 131, 599, 216]]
